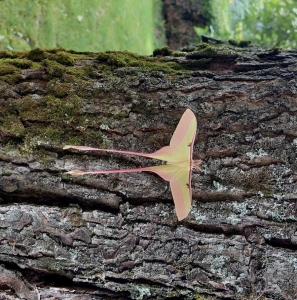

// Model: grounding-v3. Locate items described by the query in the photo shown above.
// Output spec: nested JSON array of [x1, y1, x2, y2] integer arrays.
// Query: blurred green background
[[198, 0, 297, 49], [0, 0, 296, 55], [0, 0, 165, 55]]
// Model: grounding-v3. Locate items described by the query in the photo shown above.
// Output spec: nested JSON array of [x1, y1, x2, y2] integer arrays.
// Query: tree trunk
[[0, 44, 297, 299], [162, 0, 207, 50]]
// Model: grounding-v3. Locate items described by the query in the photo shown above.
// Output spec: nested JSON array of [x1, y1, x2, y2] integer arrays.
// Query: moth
[[64, 109, 201, 220]]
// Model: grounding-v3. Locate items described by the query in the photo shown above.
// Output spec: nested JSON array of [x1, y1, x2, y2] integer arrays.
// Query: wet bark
[[1, 44, 297, 299]]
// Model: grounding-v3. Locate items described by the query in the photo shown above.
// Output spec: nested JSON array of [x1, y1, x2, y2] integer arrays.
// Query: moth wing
[[149, 109, 197, 163]]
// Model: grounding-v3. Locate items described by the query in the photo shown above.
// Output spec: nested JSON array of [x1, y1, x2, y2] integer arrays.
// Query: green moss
[[43, 94, 82, 121], [152, 46, 185, 58], [267, 46, 282, 54], [0, 63, 18, 76], [23, 121, 104, 151], [13, 93, 82, 124], [26, 124, 69, 147], [0, 50, 18, 59], [43, 59, 64, 77], [96, 50, 183, 74], [180, 45, 199, 52], [0, 48, 192, 152], [60, 65, 93, 78], [0, 57, 33, 83], [0, 114, 25, 138], [196, 43, 214, 50], [228, 39, 238, 46], [186, 44, 218, 59], [238, 40, 251, 47], [228, 39, 251, 47], [11, 95, 38, 120], [172, 51, 187, 57], [4, 90, 105, 151], [0, 66, 21, 84], [28, 48, 47, 62], [52, 52, 75, 66], [48, 81, 72, 98], [97, 52, 127, 68], [80, 65, 97, 78], [1, 73, 22, 84], [46, 48, 66, 54], [152, 46, 173, 57], [5, 58, 33, 69]]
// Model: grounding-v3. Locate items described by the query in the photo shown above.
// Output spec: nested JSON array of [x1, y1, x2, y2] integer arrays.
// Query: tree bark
[[0, 44, 297, 299]]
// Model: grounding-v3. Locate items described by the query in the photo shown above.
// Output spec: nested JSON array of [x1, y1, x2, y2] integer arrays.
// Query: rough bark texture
[[163, 0, 207, 50], [0, 44, 297, 299]]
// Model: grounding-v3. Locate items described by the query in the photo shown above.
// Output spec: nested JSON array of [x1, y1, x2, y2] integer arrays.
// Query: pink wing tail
[[66, 165, 172, 181], [63, 145, 163, 160]]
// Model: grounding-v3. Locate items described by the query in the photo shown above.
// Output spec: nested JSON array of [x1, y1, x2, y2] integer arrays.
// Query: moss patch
[[4, 58, 33, 69], [52, 53, 75, 66], [0, 114, 25, 138], [28, 48, 47, 62], [0, 63, 19, 76], [185, 44, 219, 59], [0, 45, 231, 153], [153, 46, 173, 57], [96, 51, 183, 74], [43, 59, 65, 78], [0, 51, 20, 59], [228, 39, 251, 48]]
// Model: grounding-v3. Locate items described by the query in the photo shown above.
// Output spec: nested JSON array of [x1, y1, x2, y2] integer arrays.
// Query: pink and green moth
[[64, 109, 201, 220]]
